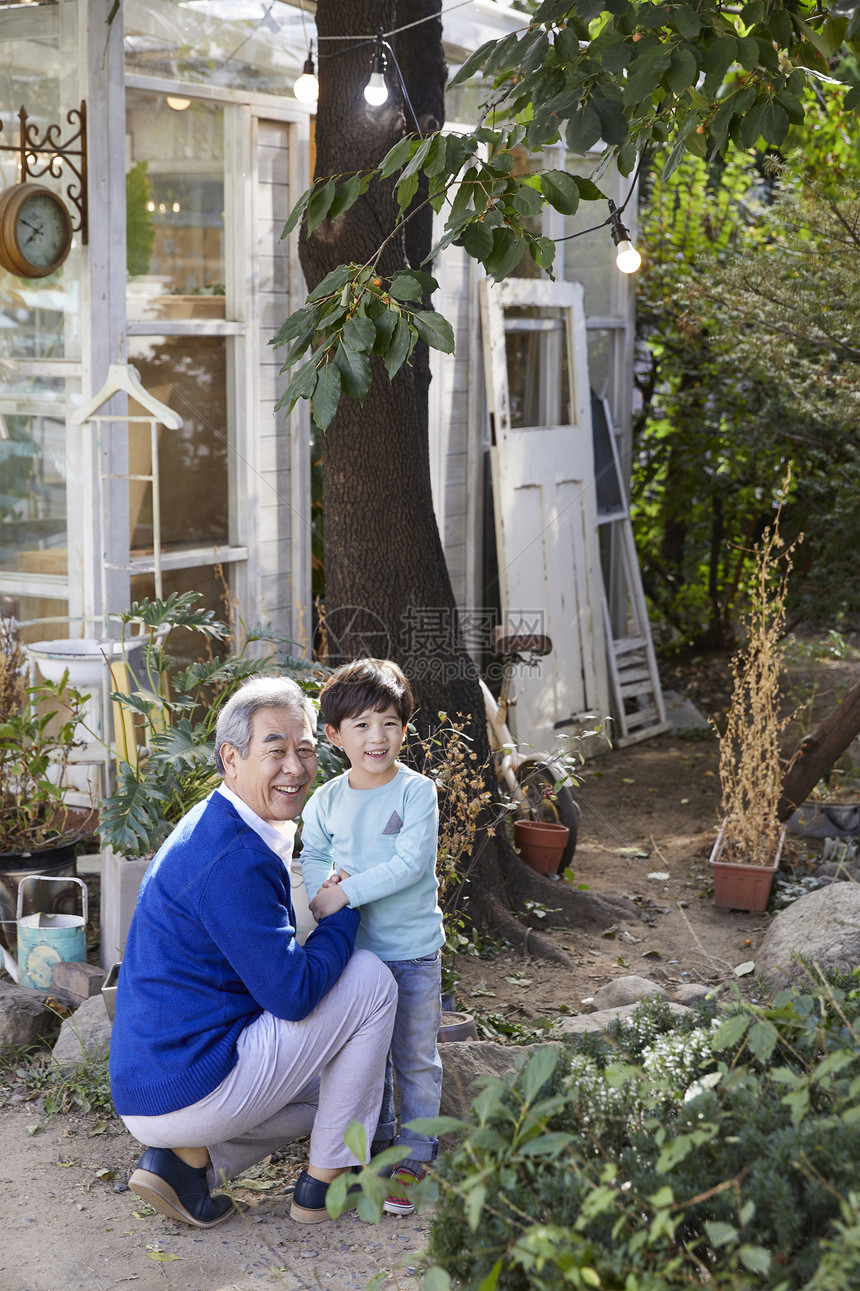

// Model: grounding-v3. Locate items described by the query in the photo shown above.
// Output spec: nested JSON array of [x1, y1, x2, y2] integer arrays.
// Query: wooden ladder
[[592, 393, 671, 747]]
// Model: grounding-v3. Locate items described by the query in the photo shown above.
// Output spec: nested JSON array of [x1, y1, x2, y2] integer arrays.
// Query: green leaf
[[667, 46, 699, 96], [747, 1019, 777, 1061], [448, 39, 495, 89], [739, 1245, 771, 1274], [674, 7, 701, 39], [521, 1045, 559, 1107], [422, 1268, 452, 1291], [758, 101, 790, 146], [711, 1011, 751, 1051], [477, 1259, 503, 1291], [594, 95, 629, 145], [343, 1120, 367, 1163], [308, 264, 353, 303], [484, 226, 526, 280], [148, 1251, 181, 1262], [541, 169, 581, 215], [328, 174, 362, 222], [566, 103, 602, 153], [306, 177, 336, 235], [275, 354, 318, 415], [343, 315, 376, 352], [384, 315, 412, 379], [281, 183, 315, 240], [736, 34, 760, 70], [334, 343, 371, 401], [461, 221, 494, 260], [705, 1220, 739, 1249], [413, 310, 456, 354], [379, 135, 416, 178], [466, 1183, 486, 1231], [530, 235, 557, 272], [625, 42, 673, 105], [397, 171, 420, 212], [389, 269, 438, 301], [424, 134, 448, 177], [397, 136, 434, 187], [311, 360, 342, 431]]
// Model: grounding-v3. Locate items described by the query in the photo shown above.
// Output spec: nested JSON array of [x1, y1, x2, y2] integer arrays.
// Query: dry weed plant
[[416, 713, 493, 907], [718, 475, 799, 864], [0, 617, 25, 721]]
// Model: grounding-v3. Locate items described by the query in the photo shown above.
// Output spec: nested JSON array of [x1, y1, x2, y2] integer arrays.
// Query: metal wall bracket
[[0, 100, 88, 243]]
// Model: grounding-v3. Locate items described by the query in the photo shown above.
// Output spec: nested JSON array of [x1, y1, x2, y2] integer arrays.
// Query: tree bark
[[778, 681, 860, 820], [298, 0, 640, 951]]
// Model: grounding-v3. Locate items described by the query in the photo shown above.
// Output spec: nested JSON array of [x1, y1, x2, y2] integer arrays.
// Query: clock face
[[16, 190, 69, 270], [0, 183, 73, 278]]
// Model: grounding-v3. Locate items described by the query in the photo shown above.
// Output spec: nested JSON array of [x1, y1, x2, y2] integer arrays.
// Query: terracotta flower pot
[[708, 819, 786, 912], [437, 1011, 478, 1043], [513, 819, 570, 876]]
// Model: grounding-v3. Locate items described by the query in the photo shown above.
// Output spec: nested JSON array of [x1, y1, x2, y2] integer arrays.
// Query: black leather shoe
[[129, 1147, 235, 1228], [290, 1168, 361, 1224]]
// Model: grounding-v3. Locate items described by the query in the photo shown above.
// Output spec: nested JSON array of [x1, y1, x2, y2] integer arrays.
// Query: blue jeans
[[375, 951, 442, 1166]]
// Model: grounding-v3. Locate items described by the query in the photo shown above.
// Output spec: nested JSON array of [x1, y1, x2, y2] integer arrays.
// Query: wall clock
[[0, 182, 73, 278]]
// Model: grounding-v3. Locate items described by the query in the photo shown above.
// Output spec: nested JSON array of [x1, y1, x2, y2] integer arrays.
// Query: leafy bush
[[423, 984, 860, 1290]]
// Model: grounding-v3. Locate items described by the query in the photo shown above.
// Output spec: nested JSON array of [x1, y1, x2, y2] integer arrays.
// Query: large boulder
[[0, 980, 55, 1050], [756, 883, 860, 994], [553, 1001, 689, 1036], [52, 992, 113, 1067], [439, 1040, 558, 1121], [591, 976, 667, 1010]]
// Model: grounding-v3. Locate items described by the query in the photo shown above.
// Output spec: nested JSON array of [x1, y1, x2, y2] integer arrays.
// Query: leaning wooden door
[[480, 278, 609, 756]]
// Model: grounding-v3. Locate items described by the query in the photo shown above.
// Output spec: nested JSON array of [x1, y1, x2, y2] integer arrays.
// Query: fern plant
[[98, 592, 328, 858]]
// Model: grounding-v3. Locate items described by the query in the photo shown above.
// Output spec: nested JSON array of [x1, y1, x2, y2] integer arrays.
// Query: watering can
[[0, 875, 88, 990]]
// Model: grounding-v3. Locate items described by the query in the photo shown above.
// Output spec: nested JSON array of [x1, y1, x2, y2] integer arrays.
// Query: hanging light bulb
[[294, 51, 319, 104], [364, 31, 388, 106], [608, 199, 641, 274]]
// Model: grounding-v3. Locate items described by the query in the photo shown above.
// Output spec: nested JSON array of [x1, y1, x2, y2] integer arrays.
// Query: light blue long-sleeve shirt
[[299, 762, 444, 961]]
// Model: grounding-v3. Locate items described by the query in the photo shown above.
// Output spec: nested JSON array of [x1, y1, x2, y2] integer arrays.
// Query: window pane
[[504, 307, 571, 429], [0, 375, 67, 576], [561, 155, 615, 316], [0, 5, 82, 360], [127, 336, 229, 554], [126, 91, 225, 320]]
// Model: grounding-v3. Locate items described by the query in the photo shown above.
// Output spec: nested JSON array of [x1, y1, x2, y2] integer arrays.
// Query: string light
[[608, 199, 641, 274], [364, 30, 388, 106], [294, 47, 319, 103]]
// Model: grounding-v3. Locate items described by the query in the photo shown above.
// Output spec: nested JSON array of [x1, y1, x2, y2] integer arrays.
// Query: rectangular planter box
[[99, 847, 150, 970], [709, 820, 785, 912]]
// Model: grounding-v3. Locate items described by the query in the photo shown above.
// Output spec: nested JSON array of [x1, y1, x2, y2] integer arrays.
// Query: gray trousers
[[120, 950, 397, 1185]]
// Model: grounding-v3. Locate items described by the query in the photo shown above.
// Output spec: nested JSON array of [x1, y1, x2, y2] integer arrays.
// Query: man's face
[[220, 706, 317, 824]]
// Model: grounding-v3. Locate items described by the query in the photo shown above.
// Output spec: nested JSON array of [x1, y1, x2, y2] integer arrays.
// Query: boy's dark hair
[[319, 658, 413, 729]]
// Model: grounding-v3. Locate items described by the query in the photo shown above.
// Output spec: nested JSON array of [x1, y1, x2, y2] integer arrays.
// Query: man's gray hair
[[214, 675, 317, 773]]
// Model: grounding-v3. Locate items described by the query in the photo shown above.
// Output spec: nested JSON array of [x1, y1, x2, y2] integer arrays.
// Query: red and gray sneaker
[[383, 1165, 427, 1216]]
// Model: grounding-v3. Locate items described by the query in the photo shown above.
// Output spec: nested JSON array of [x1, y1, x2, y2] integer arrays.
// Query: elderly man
[[109, 676, 397, 1228]]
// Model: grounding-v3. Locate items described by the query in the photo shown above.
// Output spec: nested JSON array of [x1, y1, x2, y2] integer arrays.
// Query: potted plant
[[0, 616, 90, 952], [710, 479, 796, 912], [97, 592, 328, 967]]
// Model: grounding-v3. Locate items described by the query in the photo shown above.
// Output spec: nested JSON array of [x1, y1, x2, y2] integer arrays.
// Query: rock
[[439, 1040, 559, 1121], [0, 980, 55, 1050], [52, 992, 113, 1067], [553, 1001, 689, 1036], [814, 861, 860, 885], [756, 884, 860, 994], [674, 982, 719, 1005], [591, 976, 667, 1010]]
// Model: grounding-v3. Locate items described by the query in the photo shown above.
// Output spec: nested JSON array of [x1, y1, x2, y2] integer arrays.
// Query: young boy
[[299, 658, 444, 1216]]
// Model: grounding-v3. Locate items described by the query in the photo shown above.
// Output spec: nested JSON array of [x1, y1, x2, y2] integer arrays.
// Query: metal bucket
[[0, 839, 78, 957], [15, 875, 88, 990]]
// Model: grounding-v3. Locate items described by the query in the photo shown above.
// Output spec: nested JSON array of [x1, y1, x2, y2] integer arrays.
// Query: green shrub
[[424, 985, 860, 1290]]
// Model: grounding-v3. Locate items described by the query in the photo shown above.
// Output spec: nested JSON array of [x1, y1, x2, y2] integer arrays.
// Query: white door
[[480, 278, 609, 756]]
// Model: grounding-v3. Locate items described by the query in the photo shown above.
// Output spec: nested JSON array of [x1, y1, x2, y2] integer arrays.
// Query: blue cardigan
[[109, 792, 359, 1117]]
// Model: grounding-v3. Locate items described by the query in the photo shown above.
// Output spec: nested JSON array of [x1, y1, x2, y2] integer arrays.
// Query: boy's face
[[325, 703, 406, 790]]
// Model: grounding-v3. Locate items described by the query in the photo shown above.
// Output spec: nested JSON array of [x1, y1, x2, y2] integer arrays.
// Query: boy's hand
[[320, 868, 352, 890], [309, 883, 350, 920]]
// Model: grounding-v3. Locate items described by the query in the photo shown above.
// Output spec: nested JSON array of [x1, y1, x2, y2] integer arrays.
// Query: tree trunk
[[778, 681, 860, 820], [298, 0, 639, 951]]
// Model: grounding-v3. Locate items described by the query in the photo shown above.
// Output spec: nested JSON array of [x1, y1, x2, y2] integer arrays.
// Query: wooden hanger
[[72, 364, 183, 429]]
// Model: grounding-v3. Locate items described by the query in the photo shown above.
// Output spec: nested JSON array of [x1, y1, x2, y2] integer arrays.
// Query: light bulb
[[615, 240, 641, 274], [364, 72, 388, 106], [294, 55, 319, 104], [364, 33, 388, 106], [166, 96, 191, 111]]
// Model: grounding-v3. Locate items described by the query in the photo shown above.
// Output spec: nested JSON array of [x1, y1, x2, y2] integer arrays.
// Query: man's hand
[[309, 882, 350, 921]]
